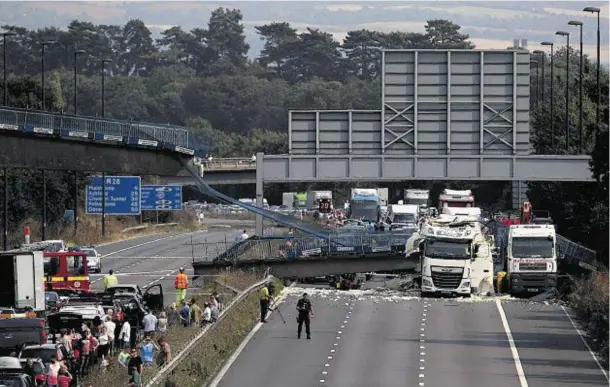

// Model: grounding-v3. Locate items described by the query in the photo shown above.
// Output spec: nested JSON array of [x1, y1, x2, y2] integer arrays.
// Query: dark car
[[0, 319, 46, 357], [0, 357, 34, 387], [18, 359, 46, 386], [44, 293, 61, 313]]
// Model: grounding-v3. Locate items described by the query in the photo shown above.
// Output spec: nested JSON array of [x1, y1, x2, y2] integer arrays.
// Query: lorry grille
[[519, 262, 547, 271], [431, 268, 463, 289]]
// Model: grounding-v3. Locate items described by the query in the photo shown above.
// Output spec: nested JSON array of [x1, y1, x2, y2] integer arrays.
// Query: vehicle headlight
[[422, 278, 433, 287], [461, 281, 470, 288]]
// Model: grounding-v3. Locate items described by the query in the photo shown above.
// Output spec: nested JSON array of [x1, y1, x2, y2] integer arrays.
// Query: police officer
[[103, 269, 118, 290], [296, 292, 314, 339], [259, 283, 270, 323]]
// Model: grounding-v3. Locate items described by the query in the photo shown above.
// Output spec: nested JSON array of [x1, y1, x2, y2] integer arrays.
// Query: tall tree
[[203, 8, 250, 76], [119, 19, 156, 76], [424, 19, 474, 49], [284, 28, 341, 82], [341, 30, 382, 80], [255, 22, 299, 78]]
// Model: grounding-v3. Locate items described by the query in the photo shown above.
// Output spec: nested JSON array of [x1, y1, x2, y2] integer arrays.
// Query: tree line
[[0, 8, 607, 264]]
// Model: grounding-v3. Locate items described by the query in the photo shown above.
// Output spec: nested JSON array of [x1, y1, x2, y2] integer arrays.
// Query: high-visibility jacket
[[259, 286, 269, 301], [175, 273, 189, 289], [103, 274, 118, 288]]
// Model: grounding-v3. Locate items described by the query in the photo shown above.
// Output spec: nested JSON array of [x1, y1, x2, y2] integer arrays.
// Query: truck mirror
[[474, 245, 480, 254], [418, 242, 424, 252]]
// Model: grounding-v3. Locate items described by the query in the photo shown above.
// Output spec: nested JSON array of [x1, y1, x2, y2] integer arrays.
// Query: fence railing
[[0, 107, 195, 148], [198, 232, 414, 262]]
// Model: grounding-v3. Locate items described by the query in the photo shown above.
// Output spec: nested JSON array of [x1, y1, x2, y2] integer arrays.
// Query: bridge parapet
[[0, 107, 212, 153], [197, 157, 256, 171], [195, 232, 414, 263]]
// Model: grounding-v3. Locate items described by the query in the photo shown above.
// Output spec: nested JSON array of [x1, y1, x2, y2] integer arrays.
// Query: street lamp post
[[541, 42, 555, 148], [2, 32, 16, 106], [41, 40, 55, 111], [530, 59, 540, 108], [568, 20, 584, 154], [533, 50, 545, 103], [584, 7, 601, 127], [556, 31, 570, 152], [101, 59, 112, 118], [73, 49, 85, 114]]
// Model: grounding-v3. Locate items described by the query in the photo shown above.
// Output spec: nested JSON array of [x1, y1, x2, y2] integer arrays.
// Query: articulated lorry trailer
[[405, 189, 430, 215], [348, 188, 383, 223]]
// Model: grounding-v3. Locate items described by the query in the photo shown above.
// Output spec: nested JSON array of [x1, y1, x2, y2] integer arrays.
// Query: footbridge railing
[[201, 231, 415, 262], [0, 107, 214, 155]]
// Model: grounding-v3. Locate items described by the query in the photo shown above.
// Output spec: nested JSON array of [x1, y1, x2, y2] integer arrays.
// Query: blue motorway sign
[[85, 176, 141, 215], [141, 185, 183, 211]]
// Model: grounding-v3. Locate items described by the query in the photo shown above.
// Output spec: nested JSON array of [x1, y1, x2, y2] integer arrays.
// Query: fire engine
[[19, 242, 91, 296]]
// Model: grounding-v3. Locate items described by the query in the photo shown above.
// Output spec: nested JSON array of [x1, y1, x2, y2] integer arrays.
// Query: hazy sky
[[1, 1, 608, 63]]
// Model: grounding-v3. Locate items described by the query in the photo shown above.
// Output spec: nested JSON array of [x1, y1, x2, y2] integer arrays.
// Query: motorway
[[214, 280, 609, 387], [91, 228, 251, 305]]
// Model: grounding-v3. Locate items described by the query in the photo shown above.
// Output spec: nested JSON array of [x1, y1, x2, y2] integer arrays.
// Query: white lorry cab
[[386, 204, 419, 231], [505, 224, 557, 294], [404, 189, 430, 215], [441, 207, 482, 219], [438, 189, 475, 209], [414, 217, 494, 297]]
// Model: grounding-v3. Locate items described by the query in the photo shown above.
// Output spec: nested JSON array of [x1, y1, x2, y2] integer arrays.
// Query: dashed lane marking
[[319, 296, 357, 385]]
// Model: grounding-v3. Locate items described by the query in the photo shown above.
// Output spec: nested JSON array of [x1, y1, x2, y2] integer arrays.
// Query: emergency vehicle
[[18, 242, 90, 296]]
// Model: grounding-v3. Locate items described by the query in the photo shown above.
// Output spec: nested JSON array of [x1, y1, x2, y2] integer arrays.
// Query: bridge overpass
[[160, 157, 255, 185], [0, 107, 211, 174]]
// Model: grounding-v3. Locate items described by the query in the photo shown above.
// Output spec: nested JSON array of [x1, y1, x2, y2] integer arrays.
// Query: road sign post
[[141, 185, 183, 211], [85, 176, 141, 215]]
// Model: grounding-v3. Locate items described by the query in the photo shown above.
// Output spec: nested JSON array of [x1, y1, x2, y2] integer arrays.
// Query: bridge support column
[[255, 152, 264, 236], [511, 180, 527, 210]]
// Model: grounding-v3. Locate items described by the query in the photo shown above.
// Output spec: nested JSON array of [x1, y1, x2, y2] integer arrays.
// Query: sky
[[1, 1, 608, 64]]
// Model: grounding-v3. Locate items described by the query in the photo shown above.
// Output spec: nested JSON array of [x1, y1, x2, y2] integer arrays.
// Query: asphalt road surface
[[90, 228, 252, 305], [214, 283, 609, 387]]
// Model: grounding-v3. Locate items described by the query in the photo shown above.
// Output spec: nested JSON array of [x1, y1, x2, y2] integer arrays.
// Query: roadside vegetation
[[164, 279, 285, 386], [569, 272, 609, 367], [80, 270, 271, 386]]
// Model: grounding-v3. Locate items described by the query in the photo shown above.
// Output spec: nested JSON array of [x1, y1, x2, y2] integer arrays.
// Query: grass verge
[[164, 279, 285, 386], [569, 273, 609, 368]]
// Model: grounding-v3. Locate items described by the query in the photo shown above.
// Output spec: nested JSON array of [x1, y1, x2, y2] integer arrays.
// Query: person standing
[[103, 270, 118, 290], [296, 292, 314, 339], [259, 284, 270, 323], [143, 310, 157, 338], [174, 267, 189, 303]]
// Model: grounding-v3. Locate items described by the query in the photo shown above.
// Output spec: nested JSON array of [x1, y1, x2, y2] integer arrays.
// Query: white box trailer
[[282, 192, 296, 209], [0, 251, 45, 312]]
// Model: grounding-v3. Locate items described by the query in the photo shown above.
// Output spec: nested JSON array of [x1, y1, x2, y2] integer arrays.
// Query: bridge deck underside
[[193, 255, 418, 279]]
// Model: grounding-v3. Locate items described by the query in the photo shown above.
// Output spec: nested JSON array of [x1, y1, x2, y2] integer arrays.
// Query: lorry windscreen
[[349, 200, 378, 220], [393, 213, 416, 223], [425, 240, 470, 259], [510, 237, 554, 258]]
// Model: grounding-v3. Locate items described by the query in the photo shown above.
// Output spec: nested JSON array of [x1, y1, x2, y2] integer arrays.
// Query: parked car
[[18, 358, 46, 386], [44, 292, 62, 313], [0, 356, 35, 387], [0, 319, 46, 357], [75, 246, 102, 273], [19, 343, 69, 366]]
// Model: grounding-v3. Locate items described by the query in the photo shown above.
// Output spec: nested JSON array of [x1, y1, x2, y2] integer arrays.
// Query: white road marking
[[560, 305, 609, 380], [495, 300, 529, 387], [207, 283, 294, 387]]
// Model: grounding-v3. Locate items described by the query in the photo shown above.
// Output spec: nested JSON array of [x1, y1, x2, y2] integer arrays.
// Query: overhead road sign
[[85, 176, 141, 215], [141, 185, 183, 211]]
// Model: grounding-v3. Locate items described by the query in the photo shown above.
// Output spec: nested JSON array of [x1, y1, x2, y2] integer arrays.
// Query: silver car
[[81, 247, 102, 273]]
